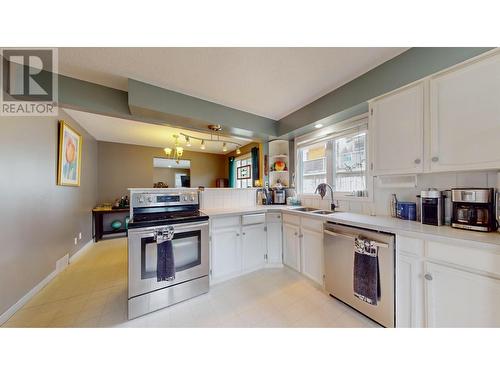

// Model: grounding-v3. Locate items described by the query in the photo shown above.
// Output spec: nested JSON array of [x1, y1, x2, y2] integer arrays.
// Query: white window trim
[[295, 113, 373, 202]]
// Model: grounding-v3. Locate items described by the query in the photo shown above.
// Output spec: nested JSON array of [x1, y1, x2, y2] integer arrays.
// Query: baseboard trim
[[0, 239, 95, 326], [69, 239, 93, 264], [0, 268, 58, 325]]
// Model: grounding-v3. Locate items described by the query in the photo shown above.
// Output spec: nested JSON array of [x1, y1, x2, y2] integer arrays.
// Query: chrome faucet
[[315, 183, 336, 211]]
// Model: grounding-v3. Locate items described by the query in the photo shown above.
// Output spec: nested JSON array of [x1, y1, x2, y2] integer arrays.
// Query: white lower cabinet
[[211, 225, 242, 282], [396, 253, 424, 328], [424, 262, 500, 328], [210, 214, 269, 284], [301, 227, 324, 285], [241, 223, 267, 272], [266, 213, 283, 266], [282, 214, 324, 286], [283, 222, 301, 272], [397, 235, 500, 327]]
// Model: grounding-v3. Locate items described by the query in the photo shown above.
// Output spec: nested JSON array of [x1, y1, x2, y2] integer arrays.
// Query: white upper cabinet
[[429, 51, 500, 172], [369, 82, 424, 176]]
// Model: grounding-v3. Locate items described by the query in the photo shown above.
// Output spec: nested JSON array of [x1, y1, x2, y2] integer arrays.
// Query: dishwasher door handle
[[323, 229, 389, 248]]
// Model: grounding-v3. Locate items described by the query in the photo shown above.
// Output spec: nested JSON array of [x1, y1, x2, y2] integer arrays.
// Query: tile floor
[[1, 238, 380, 328]]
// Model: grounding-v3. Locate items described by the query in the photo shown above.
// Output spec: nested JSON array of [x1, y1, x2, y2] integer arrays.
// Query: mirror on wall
[[153, 157, 191, 188]]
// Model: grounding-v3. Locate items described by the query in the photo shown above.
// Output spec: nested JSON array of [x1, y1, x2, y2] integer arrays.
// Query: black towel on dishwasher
[[157, 237, 175, 282], [353, 237, 380, 306]]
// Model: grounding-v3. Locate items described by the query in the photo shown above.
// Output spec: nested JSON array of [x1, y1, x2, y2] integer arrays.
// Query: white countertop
[[201, 205, 500, 248]]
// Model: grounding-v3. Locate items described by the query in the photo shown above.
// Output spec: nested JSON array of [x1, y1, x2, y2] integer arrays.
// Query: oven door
[[128, 220, 209, 298]]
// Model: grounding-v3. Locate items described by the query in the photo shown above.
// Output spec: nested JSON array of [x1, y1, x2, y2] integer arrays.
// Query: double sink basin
[[289, 207, 337, 216]]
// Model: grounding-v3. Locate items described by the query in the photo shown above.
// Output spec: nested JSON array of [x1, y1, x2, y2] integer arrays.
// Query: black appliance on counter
[[451, 188, 497, 232], [420, 189, 445, 226]]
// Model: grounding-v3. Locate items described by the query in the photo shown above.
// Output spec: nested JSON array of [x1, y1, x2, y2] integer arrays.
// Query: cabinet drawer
[[241, 213, 266, 226], [266, 212, 282, 223], [283, 213, 300, 225], [397, 235, 424, 257], [212, 216, 240, 229], [426, 241, 500, 277], [301, 217, 323, 233]]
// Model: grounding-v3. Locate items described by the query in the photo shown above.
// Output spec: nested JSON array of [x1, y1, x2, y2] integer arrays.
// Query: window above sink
[[295, 114, 373, 202]]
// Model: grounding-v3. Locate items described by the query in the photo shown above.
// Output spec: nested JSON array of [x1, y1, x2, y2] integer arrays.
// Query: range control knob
[[183, 196, 188, 201], [138, 196, 145, 203], [190, 196, 195, 201], [147, 196, 153, 203]]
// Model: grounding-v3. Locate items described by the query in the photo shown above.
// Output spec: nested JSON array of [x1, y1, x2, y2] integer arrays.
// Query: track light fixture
[[178, 125, 243, 154]]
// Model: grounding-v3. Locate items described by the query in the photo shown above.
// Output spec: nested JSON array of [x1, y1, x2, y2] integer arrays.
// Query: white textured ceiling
[[63, 109, 251, 154], [59, 47, 408, 120]]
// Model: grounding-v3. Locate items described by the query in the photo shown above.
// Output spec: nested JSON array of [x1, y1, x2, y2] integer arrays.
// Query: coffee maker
[[451, 188, 497, 232], [420, 189, 445, 226]]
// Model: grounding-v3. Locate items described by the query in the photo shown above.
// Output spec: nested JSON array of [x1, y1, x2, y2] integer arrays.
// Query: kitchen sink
[[290, 207, 318, 212], [311, 210, 335, 215]]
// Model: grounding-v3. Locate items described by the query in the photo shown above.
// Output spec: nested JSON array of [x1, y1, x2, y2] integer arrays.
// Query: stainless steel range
[[127, 189, 209, 320]]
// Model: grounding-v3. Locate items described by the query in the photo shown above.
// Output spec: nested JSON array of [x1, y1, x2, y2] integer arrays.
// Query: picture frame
[[236, 165, 251, 180], [57, 120, 82, 186]]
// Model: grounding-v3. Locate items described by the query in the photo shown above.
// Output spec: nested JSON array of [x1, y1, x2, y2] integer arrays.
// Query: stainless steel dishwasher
[[323, 222, 395, 327]]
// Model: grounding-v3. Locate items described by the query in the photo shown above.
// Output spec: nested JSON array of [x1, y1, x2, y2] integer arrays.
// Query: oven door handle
[[129, 221, 208, 236], [323, 229, 389, 248]]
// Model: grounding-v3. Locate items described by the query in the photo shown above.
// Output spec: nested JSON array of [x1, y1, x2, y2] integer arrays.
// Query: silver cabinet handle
[[431, 156, 439, 162], [236, 233, 240, 237], [424, 273, 433, 281], [298, 234, 304, 238], [242, 232, 246, 236], [414, 158, 421, 164], [294, 232, 298, 236]]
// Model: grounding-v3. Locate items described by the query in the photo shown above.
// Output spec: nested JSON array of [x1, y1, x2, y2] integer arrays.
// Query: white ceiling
[[63, 109, 251, 154], [153, 158, 190, 169], [59, 47, 408, 120]]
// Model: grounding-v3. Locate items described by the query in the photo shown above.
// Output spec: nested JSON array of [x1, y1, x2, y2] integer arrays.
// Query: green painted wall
[[277, 47, 494, 137], [127, 79, 278, 139]]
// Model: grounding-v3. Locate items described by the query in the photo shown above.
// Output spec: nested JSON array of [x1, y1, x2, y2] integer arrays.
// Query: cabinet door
[[396, 253, 424, 328], [211, 226, 241, 281], [429, 52, 500, 172], [241, 223, 267, 272], [301, 228, 324, 285], [266, 221, 283, 266], [370, 82, 424, 175], [425, 262, 500, 327], [283, 222, 300, 272]]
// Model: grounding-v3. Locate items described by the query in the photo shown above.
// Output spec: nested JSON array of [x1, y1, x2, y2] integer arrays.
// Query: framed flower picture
[[57, 120, 82, 186]]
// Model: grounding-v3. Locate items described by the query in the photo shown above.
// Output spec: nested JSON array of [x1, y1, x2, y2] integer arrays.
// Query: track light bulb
[[236, 148, 241, 155], [185, 136, 191, 147], [222, 142, 227, 152], [200, 140, 206, 150]]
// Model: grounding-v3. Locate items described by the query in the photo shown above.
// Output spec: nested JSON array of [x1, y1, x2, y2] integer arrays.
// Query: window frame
[[234, 153, 253, 189], [295, 114, 373, 202]]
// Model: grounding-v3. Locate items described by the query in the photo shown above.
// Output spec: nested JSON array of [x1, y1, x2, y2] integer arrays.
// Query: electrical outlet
[[78, 232, 82, 240], [74, 237, 78, 245]]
